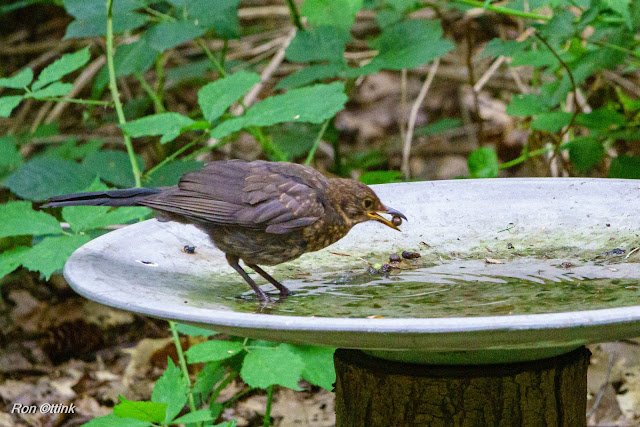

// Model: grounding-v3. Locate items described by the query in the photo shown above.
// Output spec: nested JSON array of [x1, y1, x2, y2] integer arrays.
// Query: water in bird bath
[[180, 258, 640, 318]]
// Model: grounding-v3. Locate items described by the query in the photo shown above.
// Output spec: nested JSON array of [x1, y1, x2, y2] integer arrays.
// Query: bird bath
[[64, 178, 640, 425]]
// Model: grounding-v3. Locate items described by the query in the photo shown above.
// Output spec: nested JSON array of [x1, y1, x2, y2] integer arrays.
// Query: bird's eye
[[363, 198, 373, 209]]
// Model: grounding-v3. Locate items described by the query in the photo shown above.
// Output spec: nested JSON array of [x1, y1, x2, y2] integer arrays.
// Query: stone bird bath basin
[[64, 178, 640, 425]]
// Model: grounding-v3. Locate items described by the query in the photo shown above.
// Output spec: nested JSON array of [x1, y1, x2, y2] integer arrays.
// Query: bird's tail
[[42, 187, 163, 208]]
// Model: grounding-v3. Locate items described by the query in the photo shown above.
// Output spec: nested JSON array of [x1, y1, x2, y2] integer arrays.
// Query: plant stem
[[304, 119, 330, 165], [168, 321, 198, 417], [455, 0, 551, 20], [263, 386, 274, 427], [197, 39, 226, 77], [499, 146, 554, 170], [285, 0, 304, 31], [155, 53, 166, 109], [591, 39, 640, 60], [135, 72, 165, 113], [36, 97, 112, 106], [534, 33, 580, 135], [106, 0, 142, 187], [220, 39, 228, 70], [144, 136, 204, 179]]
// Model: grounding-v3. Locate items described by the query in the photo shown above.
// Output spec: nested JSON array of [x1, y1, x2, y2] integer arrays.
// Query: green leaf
[[211, 82, 347, 139], [478, 38, 525, 59], [198, 71, 260, 123], [4, 157, 95, 201], [530, 111, 573, 132], [270, 122, 322, 159], [609, 155, 640, 179], [26, 82, 74, 99], [146, 160, 204, 187], [32, 47, 91, 90], [240, 345, 304, 390], [81, 414, 152, 427], [366, 19, 454, 71], [302, 0, 363, 29], [146, 20, 208, 52], [172, 409, 215, 424], [22, 234, 91, 279], [186, 0, 241, 39], [0, 201, 62, 238], [151, 359, 188, 424], [175, 323, 217, 337], [0, 246, 30, 279], [275, 63, 344, 90], [510, 50, 561, 67], [359, 170, 403, 184], [82, 150, 146, 187], [0, 135, 23, 181], [63, 0, 147, 38], [185, 340, 244, 363], [65, 13, 147, 39], [564, 136, 604, 173], [0, 68, 33, 88], [280, 344, 336, 390], [64, 0, 145, 19], [414, 118, 462, 136], [113, 396, 167, 423], [468, 147, 499, 178], [602, 0, 631, 26], [286, 26, 351, 62], [506, 93, 549, 116], [113, 40, 158, 77], [45, 139, 103, 161], [122, 113, 195, 144], [575, 108, 626, 130], [192, 361, 226, 395], [539, 10, 576, 43], [0, 96, 23, 118]]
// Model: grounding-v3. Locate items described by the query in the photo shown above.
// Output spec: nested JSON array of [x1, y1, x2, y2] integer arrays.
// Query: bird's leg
[[246, 263, 292, 297], [225, 254, 272, 302]]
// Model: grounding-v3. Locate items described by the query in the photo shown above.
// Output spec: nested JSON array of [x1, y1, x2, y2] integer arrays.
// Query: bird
[[44, 160, 406, 302]]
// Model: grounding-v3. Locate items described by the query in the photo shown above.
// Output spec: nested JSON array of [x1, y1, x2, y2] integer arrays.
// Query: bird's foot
[[278, 287, 293, 298]]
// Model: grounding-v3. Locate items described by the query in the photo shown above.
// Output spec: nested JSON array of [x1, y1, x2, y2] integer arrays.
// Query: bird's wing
[[140, 160, 327, 234]]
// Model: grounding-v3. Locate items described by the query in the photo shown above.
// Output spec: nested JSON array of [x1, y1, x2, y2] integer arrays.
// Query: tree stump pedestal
[[334, 347, 590, 426]]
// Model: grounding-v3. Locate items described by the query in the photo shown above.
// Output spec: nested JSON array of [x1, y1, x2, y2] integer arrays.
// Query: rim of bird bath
[[64, 178, 640, 364]]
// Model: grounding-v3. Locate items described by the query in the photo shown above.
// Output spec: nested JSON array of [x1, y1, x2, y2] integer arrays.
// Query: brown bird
[[44, 160, 406, 301]]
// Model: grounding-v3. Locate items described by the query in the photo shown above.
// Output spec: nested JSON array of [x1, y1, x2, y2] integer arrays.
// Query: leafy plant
[[84, 324, 335, 427]]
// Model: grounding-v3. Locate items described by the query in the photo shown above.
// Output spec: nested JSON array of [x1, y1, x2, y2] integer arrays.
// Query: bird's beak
[[367, 206, 407, 231]]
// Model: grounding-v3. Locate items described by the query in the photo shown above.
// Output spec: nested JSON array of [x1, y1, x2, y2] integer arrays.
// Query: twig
[[106, 0, 142, 187], [586, 346, 615, 419], [474, 56, 506, 92], [45, 56, 106, 124], [507, 66, 530, 93], [625, 246, 639, 259], [534, 32, 580, 135], [233, 28, 297, 114], [400, 69, 408, 142], [603, 70, 640, 98], [402, 57, 440, 179]]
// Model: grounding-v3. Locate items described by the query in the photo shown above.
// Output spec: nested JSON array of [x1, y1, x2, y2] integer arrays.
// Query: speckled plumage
[[44, 160, 405, 301]]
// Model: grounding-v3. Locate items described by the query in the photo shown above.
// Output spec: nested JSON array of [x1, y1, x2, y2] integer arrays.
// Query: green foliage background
[[1, 0, 640, 424]]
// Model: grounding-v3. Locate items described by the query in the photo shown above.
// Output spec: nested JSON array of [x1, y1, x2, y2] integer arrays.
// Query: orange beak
[[367, 206, 407, 231]]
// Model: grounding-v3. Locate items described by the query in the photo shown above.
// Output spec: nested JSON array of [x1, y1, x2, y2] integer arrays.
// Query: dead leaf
[[485, 258, 505, 264]]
